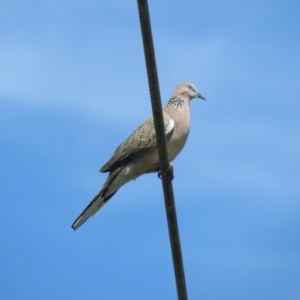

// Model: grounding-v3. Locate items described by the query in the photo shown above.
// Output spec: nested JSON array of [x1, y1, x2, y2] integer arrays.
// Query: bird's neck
[[165, 96, 188, 109]]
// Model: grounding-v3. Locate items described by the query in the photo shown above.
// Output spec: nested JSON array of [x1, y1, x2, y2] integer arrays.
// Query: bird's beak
[[197, 93, 206, 100]]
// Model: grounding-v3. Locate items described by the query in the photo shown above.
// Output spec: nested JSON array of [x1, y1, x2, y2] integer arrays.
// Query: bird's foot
[[157, 163, 174, 181]]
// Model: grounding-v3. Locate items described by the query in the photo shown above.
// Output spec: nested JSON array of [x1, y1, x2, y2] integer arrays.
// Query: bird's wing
[[100, 112, 174, 173]]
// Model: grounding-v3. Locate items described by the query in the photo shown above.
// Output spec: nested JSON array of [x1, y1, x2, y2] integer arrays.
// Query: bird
[[72, 82, 205, 230]]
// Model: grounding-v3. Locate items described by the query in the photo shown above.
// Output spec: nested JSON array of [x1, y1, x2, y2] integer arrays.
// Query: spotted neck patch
[[166, 96, 184, 109]]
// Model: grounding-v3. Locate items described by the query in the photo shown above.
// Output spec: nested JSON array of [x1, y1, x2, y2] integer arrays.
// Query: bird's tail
[[71, 168, 122, 230]]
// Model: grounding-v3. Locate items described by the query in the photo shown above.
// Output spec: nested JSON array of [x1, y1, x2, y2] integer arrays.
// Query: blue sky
[[1, 0, 300, 299]]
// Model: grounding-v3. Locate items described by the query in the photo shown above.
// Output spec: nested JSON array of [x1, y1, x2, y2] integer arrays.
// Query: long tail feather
[[71, 167, 123, 230], [72, 192, 105, 230]]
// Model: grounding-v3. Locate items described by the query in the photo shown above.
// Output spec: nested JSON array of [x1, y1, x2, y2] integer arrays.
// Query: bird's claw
[[157, 164, 174, 181], [157, 170, 162, 179]]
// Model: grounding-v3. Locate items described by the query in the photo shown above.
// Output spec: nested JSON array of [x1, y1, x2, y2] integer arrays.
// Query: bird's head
[[175, 82, 205, 101]]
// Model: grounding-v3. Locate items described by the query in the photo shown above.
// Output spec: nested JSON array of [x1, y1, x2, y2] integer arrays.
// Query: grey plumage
[[72, 82, 205, 230]]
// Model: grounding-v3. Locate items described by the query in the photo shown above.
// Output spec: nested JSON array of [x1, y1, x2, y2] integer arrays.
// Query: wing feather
[[100, 113, 174, 173]]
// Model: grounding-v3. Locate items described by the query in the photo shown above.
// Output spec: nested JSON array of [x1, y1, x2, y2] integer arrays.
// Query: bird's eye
[[188, 85, 192, 89]]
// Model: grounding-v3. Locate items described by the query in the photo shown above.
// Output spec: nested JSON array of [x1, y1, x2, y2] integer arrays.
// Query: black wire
[[136, 1, 188, 299]]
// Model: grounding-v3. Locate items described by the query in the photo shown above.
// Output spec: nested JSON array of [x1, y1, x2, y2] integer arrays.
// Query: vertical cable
[[137, 1, 188, 299]]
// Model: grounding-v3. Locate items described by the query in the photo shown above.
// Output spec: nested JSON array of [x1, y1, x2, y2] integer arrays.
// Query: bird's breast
[[167, 114, 190, 161]]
